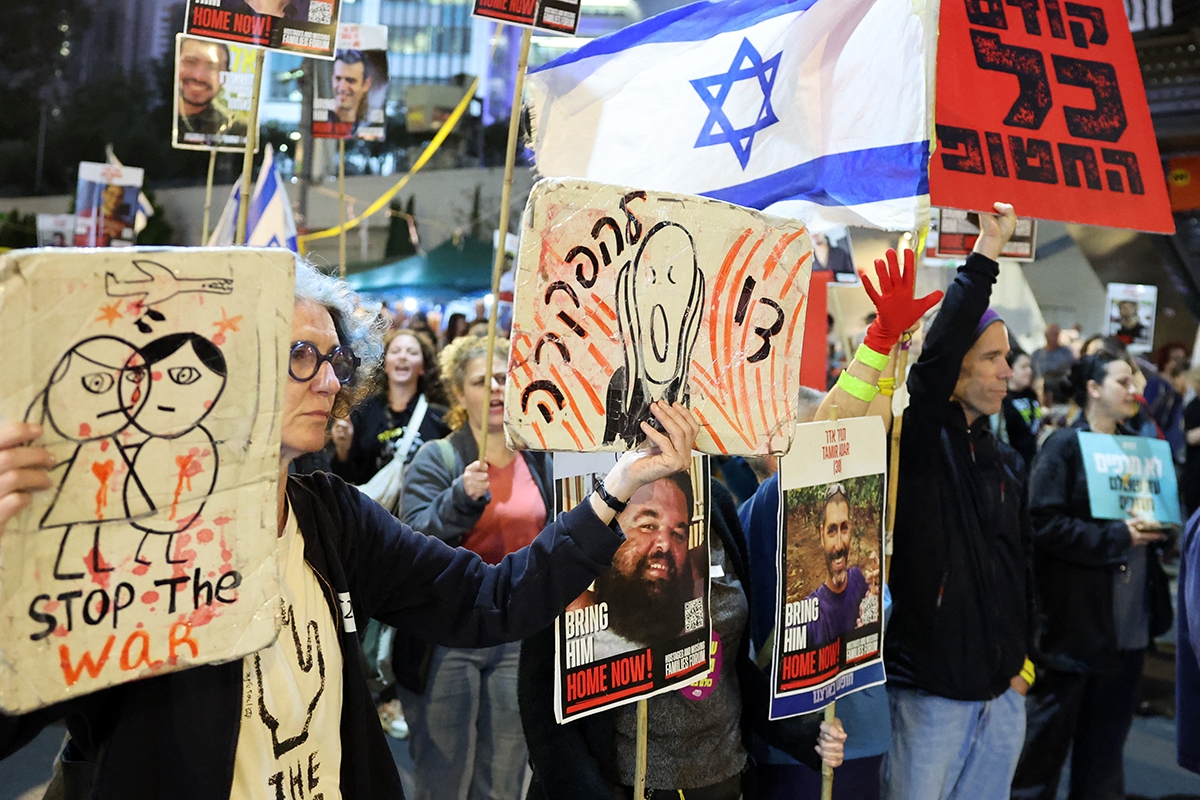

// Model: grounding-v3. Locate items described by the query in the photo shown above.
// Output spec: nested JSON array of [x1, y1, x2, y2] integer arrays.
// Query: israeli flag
[[527, 0, 937, 232], [105, 146, 155, 235], [208, 144, 299, 251]]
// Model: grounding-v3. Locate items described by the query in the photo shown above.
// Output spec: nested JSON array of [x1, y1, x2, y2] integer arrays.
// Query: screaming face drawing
[[603, 222, 705, 447]]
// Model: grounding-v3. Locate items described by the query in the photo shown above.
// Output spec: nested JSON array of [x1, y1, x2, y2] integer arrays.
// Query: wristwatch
[[592, 479, 628, 514]]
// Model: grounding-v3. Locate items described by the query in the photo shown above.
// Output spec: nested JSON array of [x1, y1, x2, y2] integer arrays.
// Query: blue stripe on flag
[[701, 141, 929, 210], [249, 165, 277, 232], [530, 0, 820, 74]]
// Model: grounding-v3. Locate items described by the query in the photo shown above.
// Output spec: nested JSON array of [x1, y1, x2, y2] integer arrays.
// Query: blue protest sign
[[1078, 431, 1180, 525]]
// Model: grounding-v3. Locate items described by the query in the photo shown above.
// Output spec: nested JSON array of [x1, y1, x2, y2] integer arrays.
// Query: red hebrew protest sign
[[930, 0, 1174, 234]]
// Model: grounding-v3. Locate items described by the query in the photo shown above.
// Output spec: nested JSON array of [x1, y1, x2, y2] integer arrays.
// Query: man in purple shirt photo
[[806, 483, 868, 647]]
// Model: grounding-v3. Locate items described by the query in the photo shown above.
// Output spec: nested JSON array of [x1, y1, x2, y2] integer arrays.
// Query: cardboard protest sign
[[929, 0, 1173, 233], [1078, 432, 1181, 525], [173, 34, 259, 152], [472, 0, 581, 35], [0, 248, 293, 713], [770, 417, 886, 719], [553, 453, 711, 722], [312, 25, 389, 141], [185, 0, 343, 59], [1105, 282, 1156, 353], [505, 179, 813, 456], [932, 208, 1037, 261], [36, 215, 74, 247], [73, 162, 144, 248]]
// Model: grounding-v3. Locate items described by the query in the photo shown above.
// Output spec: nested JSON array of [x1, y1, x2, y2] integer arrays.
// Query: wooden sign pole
[[338, 139, 347, 279], [634, 698, 649, 799], [202, 149, 217, 244], [477, 25, 532, 462], [821, 404, 839, 800], [235, 48, 266, 246]]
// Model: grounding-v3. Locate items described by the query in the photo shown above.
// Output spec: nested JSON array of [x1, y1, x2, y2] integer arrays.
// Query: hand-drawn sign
[[929, 0, 1173, 233], [504, 179, 813, 456], [0, 248, 293, 713]]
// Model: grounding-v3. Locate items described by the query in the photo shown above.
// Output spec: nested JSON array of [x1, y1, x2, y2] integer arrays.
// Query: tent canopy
[[347, 236, 495, 296]]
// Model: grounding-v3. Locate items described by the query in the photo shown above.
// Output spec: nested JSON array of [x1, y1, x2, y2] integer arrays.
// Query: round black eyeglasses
[[289, 341, 360, 385]]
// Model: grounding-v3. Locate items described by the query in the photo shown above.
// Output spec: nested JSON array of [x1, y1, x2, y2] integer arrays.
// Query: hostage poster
[[73, 162, 144, 248], [173, 33, 259, 152], [553, 453, 711, 723], [0, 248, 293, 713], [311, 24, 389, 141], [1104, 282, 1157, 353], [185, 0, 344, 59], [505, 178, 813, 457], [770, 417, 886, 719]]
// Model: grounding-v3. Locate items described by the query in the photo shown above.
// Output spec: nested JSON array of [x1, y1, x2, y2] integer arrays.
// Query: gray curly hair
[[294, 260, 387, 417]]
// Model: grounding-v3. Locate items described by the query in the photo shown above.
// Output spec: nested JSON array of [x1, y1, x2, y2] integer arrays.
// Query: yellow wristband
[[855, 343, 890, 371], [1019, 657, 1036, 686], [877, 378, 896, 397], [837, 371, 878, 403]]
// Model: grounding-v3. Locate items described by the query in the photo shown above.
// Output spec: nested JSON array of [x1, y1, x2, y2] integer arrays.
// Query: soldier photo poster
[[1105, 282, 1157, 353], [770, 416, 887, 719], [36, 214, 74, 247], [185, 0, 344, 59], [553, 452, 711, 723], [0, 248, 294, 713], [73, 162, 144, 248], [173, 33, 259, 152], [312, 24, 389, 141]]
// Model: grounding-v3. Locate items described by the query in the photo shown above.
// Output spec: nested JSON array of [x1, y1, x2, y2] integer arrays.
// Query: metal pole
[[477, 25, 532, 463], [338, 138, 347, 279], [202, 149, 217, 244], [236, 48, 266, 246]]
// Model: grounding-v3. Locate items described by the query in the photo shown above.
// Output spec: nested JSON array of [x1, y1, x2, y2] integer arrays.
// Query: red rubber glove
[[859, 248, 944, 355]]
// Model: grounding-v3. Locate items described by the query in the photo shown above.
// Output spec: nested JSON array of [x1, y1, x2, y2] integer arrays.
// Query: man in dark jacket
[[882, 203, 1035, 800]]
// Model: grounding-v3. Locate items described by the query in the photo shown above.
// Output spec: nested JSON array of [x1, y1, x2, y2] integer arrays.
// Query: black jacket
[[0, 472, 622, 800], [330, 393, 450, 486], [518, 482, 823, 800], [1029, 419, 1173, 672], [885, 253, 1034, 701]]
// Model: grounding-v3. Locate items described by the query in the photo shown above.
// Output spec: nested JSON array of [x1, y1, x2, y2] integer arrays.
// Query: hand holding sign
[[972, 202, 1019, 261], [0, 423, 55, 536], [600, 402, 700, 514], [1126, 515, 1169, 546]]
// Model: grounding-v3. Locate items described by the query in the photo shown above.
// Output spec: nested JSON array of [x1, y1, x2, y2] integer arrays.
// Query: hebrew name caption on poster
[[505, 178, 813, 457], [311, 24, 389, 141], [1078, 432, 1181, 525], [770, 417, 887, 719], [929, 0, 1173, 233], [185, 0, 343, 59], [173, 33, 259, 152], [553, 453, 711, 723], [0, 248, 293, 713]]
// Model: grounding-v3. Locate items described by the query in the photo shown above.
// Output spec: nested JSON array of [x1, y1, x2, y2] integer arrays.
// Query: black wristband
[[593, 479, 628, 514]]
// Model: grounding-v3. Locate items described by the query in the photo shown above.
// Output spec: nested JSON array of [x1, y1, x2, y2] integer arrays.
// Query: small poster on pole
[[173, 34, 259, 152], [311, 24, 390, 141], [770, 417, 887, 719], [552, 453, 711, 723], [932, 208, 1037, 262], [1077, 432, 1181, 525], [185, 0, 344, 59], [1104, 282, 1157, 353], [0, 248, 294, 713], [73, 162, 144, 248], [36, 215, 74, 247], [472, 0, 581, 35]]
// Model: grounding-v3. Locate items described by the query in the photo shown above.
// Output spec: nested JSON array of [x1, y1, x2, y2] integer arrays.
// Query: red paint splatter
[[220, 563, 234, 575], [152, 371, 162, 381], [214, 516, 233, 527], [202, 400, 213, 410], [187, 605, 217, 627], [99, 440, 109, 452], [91, 460, 115, 519], [170, 449, 205, 520], [219, 532, 233, 564], [196, 528, 214, 543], [136, 622, 144, 629], [132, 563, 150, 576], [84, 546, 112, 589], [141, 591, 159, 604], [53, 626, 68, 638], [212, 333, 226, 346], [78, 423, 92, 438], [44, 601, 60, 612], [208, 571, 216, 578]]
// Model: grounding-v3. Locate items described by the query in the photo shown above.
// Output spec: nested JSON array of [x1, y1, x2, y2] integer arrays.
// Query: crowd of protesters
[[1, 202, 1198, 800]]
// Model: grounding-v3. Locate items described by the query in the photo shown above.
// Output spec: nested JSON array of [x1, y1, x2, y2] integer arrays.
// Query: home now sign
[[930, 0, 1173, 234]]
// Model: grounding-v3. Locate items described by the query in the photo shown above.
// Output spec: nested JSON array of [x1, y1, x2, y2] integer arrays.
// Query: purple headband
[[973, 308, 1004, 342]]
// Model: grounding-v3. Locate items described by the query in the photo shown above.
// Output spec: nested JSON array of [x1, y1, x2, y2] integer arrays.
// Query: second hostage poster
[[553, 453, 711, 723], [770, 417, 886, 719]]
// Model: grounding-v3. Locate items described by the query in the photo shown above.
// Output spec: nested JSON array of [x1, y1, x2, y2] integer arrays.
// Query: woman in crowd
[[1011, 353, 1173, 800], [397, 335, 553, 800], [0, 263, 700, 799], [330, 327, 449, 486], [999, 349, 1042, 466], [1183, 368, 1200, 515]]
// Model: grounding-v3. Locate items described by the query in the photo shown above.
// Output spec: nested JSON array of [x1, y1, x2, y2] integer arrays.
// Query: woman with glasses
[[0, 262, 700, 800], [394, 334, 549, 800]]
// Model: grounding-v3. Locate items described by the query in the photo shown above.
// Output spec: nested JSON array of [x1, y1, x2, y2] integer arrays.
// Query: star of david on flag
[[208, 144, 298, 251], [691, 38, 781, 169], [525, 0, 937, 232]]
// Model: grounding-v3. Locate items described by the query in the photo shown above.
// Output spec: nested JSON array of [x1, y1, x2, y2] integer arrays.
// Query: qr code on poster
[[308, 1, 333, 24], [683, 598, 704, 633]]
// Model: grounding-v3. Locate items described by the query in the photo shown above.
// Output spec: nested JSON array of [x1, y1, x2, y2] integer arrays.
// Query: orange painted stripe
[[561, 418, 584, 450], [531, 421, 547, 449], [724, 237, 766, 425], [694, 384, 753, 449], [761, 229, 807, 283], [769, 350, 780, 427], [587, 342, 613, 373], [693, 407, 728, 454], [550, 365, 595, 445], [779, 251, 813, 298], [570, 362, 607, 415], [755, 369, 769, 439], [585, 305, 614, 338], [707, 229, 754, 366], [591, 294, 617, 321]]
